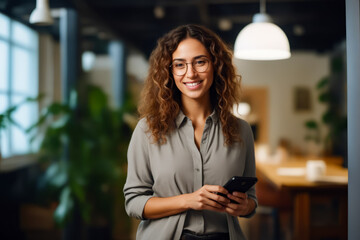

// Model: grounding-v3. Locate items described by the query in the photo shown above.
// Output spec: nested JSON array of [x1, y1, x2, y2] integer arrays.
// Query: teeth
[[185, 82, 201, 87]]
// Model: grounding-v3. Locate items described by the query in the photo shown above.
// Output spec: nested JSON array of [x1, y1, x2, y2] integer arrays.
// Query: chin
[[182, 92, 208, 101]]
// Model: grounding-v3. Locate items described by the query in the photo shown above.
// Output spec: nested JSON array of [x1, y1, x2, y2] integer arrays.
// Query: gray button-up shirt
[[124, 111, 257, 240]]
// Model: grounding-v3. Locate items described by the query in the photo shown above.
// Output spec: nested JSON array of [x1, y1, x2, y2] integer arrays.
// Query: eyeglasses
[[170, 57, 210, 76]]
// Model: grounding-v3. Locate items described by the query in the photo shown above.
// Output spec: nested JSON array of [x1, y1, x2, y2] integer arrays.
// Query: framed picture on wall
[[294, 86, 312, 112]]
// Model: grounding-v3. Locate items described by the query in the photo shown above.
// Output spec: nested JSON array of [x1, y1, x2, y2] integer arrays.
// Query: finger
[[204, 185, 229, 195], [226, 201, 247, 210], [197, 189, 228, 209], [228, 192, 248, 200], [232, 192, 248, 199], [202, 185, 230, 204], [202, 197, 226, 210], [199, 187, 230, 205], [226, 194, 247, 205], [224, 206, 238, 216], [224, 206, 244, 217], [226, 194, 241, 204], [209, 192, 230, 205], [224, 202, 248, 215], [205, 205, 226, 213]]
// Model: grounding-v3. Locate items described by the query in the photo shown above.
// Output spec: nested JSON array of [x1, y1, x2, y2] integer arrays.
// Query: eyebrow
[[172, 55, 208, 61]]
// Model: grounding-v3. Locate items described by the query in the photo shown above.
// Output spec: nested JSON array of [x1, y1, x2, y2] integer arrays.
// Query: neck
[[181, 94, 212, 122]]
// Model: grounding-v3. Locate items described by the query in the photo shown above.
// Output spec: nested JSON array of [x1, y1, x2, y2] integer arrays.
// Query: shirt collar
[[209, 109, 219, 124], [175, 109, 219, 129], [175, 110, 187, 128]]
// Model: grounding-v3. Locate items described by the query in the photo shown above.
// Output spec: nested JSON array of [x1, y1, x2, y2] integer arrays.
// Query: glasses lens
[[193, 58, 209, 73], [172, 61, 186, 76]]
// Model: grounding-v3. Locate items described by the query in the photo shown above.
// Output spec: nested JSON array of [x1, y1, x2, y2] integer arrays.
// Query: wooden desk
[[256, 160, 348, 240]]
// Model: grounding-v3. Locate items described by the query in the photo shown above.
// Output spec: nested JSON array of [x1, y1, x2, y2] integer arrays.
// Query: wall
[[86, 55, 113, 101], [234, 51, 330, 154], [38, 34, 62, 107]]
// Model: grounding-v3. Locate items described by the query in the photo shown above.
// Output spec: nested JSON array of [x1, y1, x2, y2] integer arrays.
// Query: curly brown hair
[[138, 24, 242, 145]]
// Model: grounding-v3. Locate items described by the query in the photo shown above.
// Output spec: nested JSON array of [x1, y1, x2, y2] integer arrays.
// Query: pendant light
[[29, 0, 54, 25], [234, 0, 290, 60]]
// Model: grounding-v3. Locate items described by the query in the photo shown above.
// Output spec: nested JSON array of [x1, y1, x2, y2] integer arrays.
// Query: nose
[[185, 63, 196, 78]]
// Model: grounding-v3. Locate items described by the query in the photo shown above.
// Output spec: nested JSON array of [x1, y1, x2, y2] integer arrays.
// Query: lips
[[184, 81, 202, 87]]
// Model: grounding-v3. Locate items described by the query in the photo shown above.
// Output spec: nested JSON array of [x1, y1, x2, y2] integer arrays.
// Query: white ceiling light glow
[[234, 0, 290, 61]]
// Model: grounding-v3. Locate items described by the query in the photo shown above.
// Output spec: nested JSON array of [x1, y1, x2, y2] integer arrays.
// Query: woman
[[123, 24, 257, 240]]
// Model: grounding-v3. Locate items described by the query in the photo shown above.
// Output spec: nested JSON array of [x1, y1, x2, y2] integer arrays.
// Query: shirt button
[[195, 168, 200, 172]]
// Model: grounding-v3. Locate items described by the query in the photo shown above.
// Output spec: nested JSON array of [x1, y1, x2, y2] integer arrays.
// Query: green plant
[[304, 57, 347, 154], [304, 119, 321, 143], [29, 84, 135, 228], [0, 96, 41, 158]]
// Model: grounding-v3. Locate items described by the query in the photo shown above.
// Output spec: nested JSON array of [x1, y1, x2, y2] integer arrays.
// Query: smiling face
[[171, 38, 214, 105]]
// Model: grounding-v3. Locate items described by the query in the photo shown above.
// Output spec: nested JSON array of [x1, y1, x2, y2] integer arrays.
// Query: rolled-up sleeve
[[123, 119, 154, 219]]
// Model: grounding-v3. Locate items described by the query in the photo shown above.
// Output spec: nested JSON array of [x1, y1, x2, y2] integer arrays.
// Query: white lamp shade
[[29, 0, 54, 25], [234, 21, 291, 60]]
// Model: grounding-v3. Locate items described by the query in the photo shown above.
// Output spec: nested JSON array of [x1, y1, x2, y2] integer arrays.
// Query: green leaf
[[322, 110, 335, 124], [54, 187, 74, 226], [6, 115, 23, 130], [305, 120, 318, 129], [26, 115, 46, 133], [0, 115, 6, 129], [25, 93, 45, 102], [4, 105, 18, 114], [44, 162, 68, 188], [316, 77, 329, 90], [51, 115, 70, 129], [88, 86, 108, 118], [318, 92, 331, 103], [47, 103, 68, 115]]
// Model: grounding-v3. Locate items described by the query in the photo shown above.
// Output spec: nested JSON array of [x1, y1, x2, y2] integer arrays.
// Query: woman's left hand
[[223, 192, 255, 217]]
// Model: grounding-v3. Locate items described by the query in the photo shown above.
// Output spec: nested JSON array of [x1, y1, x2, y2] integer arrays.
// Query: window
[[0, 13, 39, 158]]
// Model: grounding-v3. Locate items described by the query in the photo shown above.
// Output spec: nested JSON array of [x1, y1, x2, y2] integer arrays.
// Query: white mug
[[306, 160, 326, 181]]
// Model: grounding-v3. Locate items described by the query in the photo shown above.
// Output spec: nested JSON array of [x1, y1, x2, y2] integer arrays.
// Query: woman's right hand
[[184, 185, 230, 212], [143, 185, 230, 219]]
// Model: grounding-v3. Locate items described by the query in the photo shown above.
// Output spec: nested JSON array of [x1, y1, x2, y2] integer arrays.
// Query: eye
[[194, 59, 207, 66], [173, 61, 185, 68]]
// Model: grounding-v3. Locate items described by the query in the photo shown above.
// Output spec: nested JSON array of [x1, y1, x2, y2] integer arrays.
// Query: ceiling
[[0, 0, 346, 57]]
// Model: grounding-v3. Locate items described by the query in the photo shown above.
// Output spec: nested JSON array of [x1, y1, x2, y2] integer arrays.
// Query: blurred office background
[[0, 0, 359, 240]]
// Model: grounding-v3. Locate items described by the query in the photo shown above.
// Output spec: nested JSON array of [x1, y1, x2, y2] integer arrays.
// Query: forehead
[[172, 38, 210, 60]]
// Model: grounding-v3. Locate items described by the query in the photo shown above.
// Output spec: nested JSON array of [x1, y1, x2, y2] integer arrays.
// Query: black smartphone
[[223, 176, 258, 193], [218, 176, 258, 203]]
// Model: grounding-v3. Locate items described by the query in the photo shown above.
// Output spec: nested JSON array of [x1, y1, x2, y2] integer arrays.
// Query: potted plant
[[29, 84, 136, 239], [304, 68, 347, 156]]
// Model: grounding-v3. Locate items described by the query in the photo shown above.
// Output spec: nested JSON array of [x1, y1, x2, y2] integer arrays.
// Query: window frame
[[0, 12, 39, 164]]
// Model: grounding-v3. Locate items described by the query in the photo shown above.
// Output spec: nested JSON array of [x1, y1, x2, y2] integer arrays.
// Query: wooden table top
[[256, 158, 348, 190]]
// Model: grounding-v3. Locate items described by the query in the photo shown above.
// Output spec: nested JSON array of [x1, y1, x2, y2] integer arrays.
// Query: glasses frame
[[170, 57, 210, 76]]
